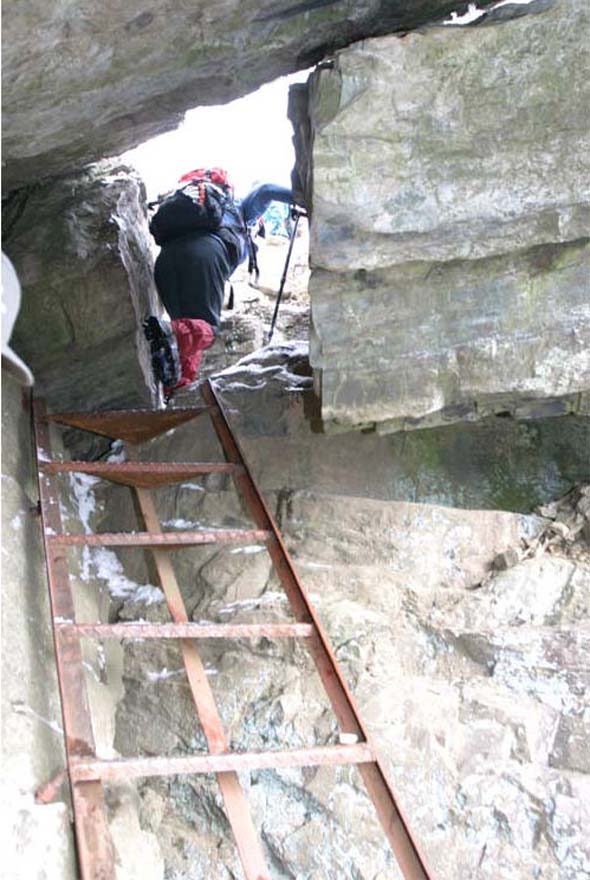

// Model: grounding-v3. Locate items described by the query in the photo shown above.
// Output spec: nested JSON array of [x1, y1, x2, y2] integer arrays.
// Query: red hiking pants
[[169, 318, 216, 391]]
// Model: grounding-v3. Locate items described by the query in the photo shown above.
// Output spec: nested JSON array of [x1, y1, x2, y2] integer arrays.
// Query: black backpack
[[149, 179, 230, 246]]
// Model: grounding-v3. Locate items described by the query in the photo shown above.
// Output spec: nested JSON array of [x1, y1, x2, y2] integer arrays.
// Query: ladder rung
[[44, 407, 212, 444], [48, 529, 272, 548], [56, 622, 314, 640], [40, 460, 242, 488], [70, 743, 375, 783]]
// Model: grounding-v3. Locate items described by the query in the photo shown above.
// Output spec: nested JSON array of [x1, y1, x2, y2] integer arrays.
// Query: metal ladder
[[32, 379, 433, 880]]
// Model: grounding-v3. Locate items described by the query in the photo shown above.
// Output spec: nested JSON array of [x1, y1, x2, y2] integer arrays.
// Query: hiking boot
[[142, 316, 181, 389]]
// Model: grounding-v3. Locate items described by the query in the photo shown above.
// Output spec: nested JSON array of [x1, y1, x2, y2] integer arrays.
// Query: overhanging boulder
[[1, 0, 497, 194]]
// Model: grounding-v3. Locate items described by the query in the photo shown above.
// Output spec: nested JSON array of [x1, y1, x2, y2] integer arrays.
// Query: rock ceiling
[[1, 0, 496, 194]]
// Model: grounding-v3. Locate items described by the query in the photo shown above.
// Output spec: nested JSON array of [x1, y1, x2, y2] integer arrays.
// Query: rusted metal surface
[[203, 380, 434, 880], [57, 621, 314, 640], [73, 782, 118, 880], [129, 455, 272, 880], [33, 399, 116, 879], [71, 743, 375, 783], [40, 460, 242, 488], [50, 528, 272, 547], [45, 407, 211, 444], [35, 769, 68, 804]]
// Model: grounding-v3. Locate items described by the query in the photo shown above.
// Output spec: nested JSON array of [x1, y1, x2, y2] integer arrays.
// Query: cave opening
[[120, 72, 312, 367]]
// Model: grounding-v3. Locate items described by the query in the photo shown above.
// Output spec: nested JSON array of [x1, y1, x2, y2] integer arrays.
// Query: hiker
[[262, 200, 293, 238], [147, 170, 297, 395]]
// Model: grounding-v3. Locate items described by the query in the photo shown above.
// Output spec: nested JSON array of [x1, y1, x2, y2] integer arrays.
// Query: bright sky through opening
[[122, 71, 311, 202]]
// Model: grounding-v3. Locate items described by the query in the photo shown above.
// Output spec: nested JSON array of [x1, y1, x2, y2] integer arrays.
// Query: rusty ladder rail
[[33, 382, 433, 880]]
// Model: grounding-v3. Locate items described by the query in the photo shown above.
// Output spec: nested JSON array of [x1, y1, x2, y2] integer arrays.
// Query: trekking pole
[[267, 207, 306, 344]]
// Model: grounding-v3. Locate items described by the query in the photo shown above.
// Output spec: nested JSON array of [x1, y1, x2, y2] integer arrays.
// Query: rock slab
[[294, 0, 590, 430], [104, 478, 589, 879], [17, 347, 587, 880], [5, 163, 159, 412]]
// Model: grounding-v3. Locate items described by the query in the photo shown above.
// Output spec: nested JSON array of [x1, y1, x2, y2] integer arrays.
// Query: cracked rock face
[[4, 162, 159, 412], [0, 0, 493, 193], [44, 351, 587, 880], [70, 457, 589, 879], [205, 345, 590, 513], [4, 330, 587, 878], [293, 0, 590, 431]]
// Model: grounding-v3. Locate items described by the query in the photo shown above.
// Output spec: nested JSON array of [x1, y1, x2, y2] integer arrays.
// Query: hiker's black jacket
[[154, 233, 230, 328], [154, 183, 295, 327]]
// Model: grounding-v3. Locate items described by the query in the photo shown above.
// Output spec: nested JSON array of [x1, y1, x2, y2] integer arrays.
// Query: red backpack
[[149, 167, 234, 246], [178, 167, 233, 194]]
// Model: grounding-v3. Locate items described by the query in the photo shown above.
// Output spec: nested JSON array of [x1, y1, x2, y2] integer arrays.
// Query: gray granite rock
[[293, 0, 590, 430], [75, 467, 589, 879], [200, 344, 589, 514], [5, 162, 159, 412], [1, 372, 77, 880], [50, 340, 583, 514], [1, 1, 499, 193], [12, 336, 585, 879], [310, 241, 590, 431]]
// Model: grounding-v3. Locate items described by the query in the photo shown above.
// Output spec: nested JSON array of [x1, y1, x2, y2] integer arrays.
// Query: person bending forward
[[152, 179, 295, 394]]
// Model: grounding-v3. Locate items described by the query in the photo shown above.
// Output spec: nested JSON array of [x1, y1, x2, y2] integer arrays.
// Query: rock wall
[[294, 0, 590, 431], [3, 328, 588, 878], [197, 345, 589, 513], [2, 3, 590, 875], [1, 373, 77, 880], [1, 1, 498, 193], [4, 163, 159, 412], [1, 369, 166, 880], [47, 375, 589, 879]]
